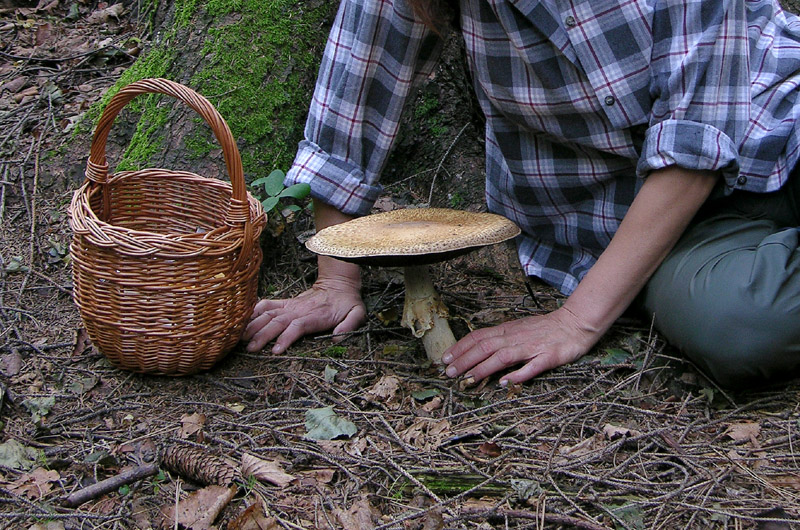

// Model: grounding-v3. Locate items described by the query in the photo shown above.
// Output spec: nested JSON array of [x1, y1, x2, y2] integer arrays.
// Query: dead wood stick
[[62, 462, 159, 508]]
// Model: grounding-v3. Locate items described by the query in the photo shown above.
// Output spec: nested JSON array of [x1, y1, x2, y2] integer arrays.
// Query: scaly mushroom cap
[[305, 208, 521, 266]]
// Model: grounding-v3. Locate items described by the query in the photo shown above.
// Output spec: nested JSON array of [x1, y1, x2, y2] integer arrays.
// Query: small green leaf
[[278, 182, 311, 200], [606, 502, 645, 530], [263, 169, 286, 197], [411, 389, 440, 401], [261, 196, 280, 213], [305, 406, 357, 441], [0, 440, 38, 470], [510, 478, 541, 501], [324, 365, 338, 383], [600, 348, 632, 365], [118, 484, 131, 496], [22, 396, 55, 424]]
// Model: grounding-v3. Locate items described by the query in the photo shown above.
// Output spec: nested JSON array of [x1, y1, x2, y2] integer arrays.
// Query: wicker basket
[[69, 78, 266, 375]]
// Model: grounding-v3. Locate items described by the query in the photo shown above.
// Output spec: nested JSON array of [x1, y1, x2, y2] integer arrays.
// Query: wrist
[[317, 255, 361, 291]]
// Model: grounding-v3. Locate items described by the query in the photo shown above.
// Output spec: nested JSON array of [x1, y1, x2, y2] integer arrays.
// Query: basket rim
[[69, 167, 265, 258]]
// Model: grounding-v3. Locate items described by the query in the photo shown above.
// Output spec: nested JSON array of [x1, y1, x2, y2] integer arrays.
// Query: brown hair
[[407, 0, 457, 34]]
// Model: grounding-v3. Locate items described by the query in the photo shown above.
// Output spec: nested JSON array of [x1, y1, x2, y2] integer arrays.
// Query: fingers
[[251, 298, 287, 318], [442, 315, 587, 385], [331, 305, 367, 343]]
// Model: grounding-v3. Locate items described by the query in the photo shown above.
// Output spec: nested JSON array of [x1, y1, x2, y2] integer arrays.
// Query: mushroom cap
[[305, 208, 521, 266]]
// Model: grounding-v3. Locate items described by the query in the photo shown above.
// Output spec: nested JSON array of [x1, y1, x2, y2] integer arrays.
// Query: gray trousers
[[640, 171, 800, 388]]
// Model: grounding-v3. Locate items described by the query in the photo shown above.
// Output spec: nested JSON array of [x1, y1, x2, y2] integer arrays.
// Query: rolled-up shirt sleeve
[[285, 0, 444, 216], [637, 0, 750, 188]]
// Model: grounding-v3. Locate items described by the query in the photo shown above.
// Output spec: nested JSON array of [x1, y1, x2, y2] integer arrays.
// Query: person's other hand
[[441, 307, 598, 385], [243, 276, 366, 354]]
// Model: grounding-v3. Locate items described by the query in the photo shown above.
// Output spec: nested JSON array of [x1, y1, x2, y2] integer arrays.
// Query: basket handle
[[85, 78, 252, 232]]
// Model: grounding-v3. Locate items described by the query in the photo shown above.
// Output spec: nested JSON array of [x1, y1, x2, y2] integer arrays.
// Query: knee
[[651, 295, 800, 389]]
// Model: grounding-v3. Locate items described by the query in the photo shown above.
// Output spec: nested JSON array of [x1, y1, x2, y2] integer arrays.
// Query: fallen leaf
[[558, 434, 605, 460], [366, 375, 401, 408], [227, 501, 280, 530], [400, 418, 452, 451], [71, 328, 93, 357], [226, 402, 245, 413], [241, 454, 295, 487], [420, 395, 443, 413], [179, 413, 206, 439], [305, 406, 357, 441], [158, 485, 236, 530], [324, 365, 338, 382], [297, 468, 335, 486], [9, 468, 60, 499], [725, 422, 761, 443], [87, 3, 125, 24], [334, 495, 378, 530], [478, 441, 502, 457], [603, 423, 643, 440], [1, 351, 22, 376], [0, 440, 38, 470]]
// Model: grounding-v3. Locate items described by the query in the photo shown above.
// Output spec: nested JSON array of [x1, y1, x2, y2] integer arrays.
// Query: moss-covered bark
[[87, 0, 338, 186]]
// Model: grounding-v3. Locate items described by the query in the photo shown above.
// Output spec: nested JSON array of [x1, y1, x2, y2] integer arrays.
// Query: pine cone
[[161, 445, 239, 486]]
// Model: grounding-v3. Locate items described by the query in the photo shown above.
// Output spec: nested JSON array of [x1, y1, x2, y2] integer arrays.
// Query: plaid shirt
[[286, 0, 800, 294]]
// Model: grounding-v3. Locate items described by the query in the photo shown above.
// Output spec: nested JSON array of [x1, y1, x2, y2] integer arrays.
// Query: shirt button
[[565, 15, 576, 27], [737, 175, 748, 185], [604, 96, 616, 106]]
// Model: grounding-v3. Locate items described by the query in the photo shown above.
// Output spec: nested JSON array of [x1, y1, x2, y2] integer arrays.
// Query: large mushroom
[[305, 208, 521, 364]]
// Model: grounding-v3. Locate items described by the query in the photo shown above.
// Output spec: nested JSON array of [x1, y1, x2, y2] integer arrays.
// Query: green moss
[[80, 1, 333, 179], [189, 0, 333, 176]]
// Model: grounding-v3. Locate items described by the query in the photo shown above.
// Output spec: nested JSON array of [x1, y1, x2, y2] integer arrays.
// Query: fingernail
[[445, 366, 457, 377], [499, 379, 508, 388], [442, 353, 452, 363]]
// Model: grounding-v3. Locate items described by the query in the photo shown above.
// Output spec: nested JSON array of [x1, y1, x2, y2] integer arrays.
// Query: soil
[[1, 2, 800, 530]]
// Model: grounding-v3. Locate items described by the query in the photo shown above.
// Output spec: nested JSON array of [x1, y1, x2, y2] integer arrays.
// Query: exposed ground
[[1, 2, 800, 530]]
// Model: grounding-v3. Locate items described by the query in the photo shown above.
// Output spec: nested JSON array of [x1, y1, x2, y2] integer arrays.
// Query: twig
[[427, 122, 469, 205], [62, 462, 159, 507], [456, 507, 611, 530]]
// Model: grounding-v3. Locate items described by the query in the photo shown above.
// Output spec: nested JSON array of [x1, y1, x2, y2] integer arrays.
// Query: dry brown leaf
[[13, 86, 38, 103], [366, 374, 401, 409], [158, 484, 236, 530], [87, 3, 125, 24], [297, 468, 335, 486], [179, 412, 206, 439], [334, 495, 379, 530], [478, 441, 502, 457], [9, 468, 60, 499], [227, 501, 280, 530], [400, 418, 452, 451], [603, 423, 643, 440], [420, 395, 443, 413], [34, 22, 53, 46], [241, 453, 294, 487], [1, 351, 22, 377], [558, 434, 605, 460], [725, 422, 761, 442]]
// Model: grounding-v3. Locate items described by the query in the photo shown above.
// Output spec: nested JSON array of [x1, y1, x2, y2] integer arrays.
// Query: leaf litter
[[1, 1, 800, 529]]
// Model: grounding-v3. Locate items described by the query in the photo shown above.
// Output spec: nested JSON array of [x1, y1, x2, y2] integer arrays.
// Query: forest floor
[[1, 1, 800, 530]]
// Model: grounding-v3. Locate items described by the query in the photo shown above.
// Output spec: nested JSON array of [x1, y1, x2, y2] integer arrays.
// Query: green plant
[[251, 169, 310, 214]]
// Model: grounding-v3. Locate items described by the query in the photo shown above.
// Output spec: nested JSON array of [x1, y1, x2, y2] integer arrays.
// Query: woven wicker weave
[[69, 78, 266, 375]]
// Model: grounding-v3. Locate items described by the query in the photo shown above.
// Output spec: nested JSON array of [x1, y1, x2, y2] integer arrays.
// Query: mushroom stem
[[400, 265, 457, 364]]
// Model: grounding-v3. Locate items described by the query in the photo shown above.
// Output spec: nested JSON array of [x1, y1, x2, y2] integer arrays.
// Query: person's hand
[[243, 276, 366, 354], [441, 307, 600, 386]]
